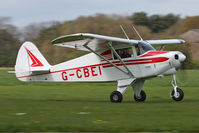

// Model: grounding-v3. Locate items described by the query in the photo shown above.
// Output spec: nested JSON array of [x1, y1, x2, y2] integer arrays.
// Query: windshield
[[138, 41, 155, 55]]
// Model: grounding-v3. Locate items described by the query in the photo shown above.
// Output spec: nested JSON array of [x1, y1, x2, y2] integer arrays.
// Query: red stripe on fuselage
[[140, 51, 169, 57], [102, 57, 169, 68], [17, 57, 169, 79]]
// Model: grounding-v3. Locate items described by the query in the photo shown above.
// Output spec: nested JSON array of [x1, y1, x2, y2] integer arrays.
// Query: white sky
[[0, 0, 199, 27]]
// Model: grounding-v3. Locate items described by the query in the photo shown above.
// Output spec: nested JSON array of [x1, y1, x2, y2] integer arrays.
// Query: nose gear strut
[[170, 74, 184, 101]]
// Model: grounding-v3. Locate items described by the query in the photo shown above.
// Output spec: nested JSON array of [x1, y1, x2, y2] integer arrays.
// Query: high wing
[[51, 33, 138, 52], [51, 33, 185, 52]]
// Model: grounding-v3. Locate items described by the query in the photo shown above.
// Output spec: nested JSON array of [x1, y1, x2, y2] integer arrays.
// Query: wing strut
[[107, 42, 134, 78], [83, 41, 130, 75]]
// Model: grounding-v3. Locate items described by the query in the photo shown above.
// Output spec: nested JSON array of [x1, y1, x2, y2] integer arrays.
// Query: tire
[[134, 90, 146, 102], [171, 87, 184, 101], [110, 91, 123, 103]]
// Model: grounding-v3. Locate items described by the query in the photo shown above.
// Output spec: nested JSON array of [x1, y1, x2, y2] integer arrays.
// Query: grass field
[[0, 68, 199, 132]]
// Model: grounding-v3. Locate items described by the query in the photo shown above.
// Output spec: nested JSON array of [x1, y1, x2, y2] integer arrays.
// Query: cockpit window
[[137, 41, 155, 55], [114, 48, 132, 59]]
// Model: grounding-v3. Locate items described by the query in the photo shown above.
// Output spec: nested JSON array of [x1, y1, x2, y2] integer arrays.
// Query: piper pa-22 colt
[[15, 28, 186, 102]]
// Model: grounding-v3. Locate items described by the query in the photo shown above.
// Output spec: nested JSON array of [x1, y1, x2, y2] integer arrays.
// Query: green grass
[[0, 68, 199, 132]]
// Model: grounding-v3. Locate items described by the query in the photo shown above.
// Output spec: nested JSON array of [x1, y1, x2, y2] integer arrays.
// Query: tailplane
[[15, 42, 51, 81]]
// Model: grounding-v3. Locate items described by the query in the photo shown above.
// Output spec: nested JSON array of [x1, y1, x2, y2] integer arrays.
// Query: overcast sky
[[0, 0, 199, 27]]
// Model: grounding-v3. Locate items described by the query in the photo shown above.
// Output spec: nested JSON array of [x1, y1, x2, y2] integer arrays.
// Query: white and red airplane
[[15, 32, 186, 102]]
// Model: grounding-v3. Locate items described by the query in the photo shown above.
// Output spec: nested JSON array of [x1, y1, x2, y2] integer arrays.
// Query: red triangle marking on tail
[[24, 47, 44, 67]]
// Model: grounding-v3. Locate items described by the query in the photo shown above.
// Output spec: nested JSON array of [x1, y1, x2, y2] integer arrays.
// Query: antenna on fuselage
[[131, 25, 143, 41], [120, 25, 129, 40]]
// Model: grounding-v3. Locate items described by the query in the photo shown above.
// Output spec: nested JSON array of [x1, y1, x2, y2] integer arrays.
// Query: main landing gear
[[110, 90, 146, 102], [110, 79, 146, 103], [134, 90, 146, 102], [170, 74, 184, 101], [110, 91, 123, 102]]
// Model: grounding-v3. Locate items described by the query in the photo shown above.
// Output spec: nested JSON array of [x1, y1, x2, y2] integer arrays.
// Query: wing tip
[[51, 33, 88, 45], [180, 39, 186, 44]]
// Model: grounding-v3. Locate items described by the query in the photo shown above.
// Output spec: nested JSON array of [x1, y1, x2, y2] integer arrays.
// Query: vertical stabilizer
[[15, 42, 51, 81]]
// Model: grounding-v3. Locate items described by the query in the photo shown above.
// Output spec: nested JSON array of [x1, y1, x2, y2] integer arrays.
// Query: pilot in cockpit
[[119, 48, 131, 58]]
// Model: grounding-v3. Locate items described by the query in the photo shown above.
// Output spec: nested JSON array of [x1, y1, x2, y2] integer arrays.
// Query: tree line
[[0, 12, 199, 68]]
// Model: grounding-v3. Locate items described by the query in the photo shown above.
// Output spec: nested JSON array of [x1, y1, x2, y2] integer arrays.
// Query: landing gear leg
[[171, 74, 184, 101], [110, 78, 135, 103], [132, 79, 146, 102]]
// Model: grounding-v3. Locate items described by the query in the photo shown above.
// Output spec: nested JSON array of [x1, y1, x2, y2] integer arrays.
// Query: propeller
[[176, 62, 189, 86], [176, 43, 190, 86]]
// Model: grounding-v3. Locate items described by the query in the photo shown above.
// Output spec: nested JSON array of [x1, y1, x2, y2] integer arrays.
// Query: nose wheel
[[171, 74, 184, 101], [171, 87, 184, 101]]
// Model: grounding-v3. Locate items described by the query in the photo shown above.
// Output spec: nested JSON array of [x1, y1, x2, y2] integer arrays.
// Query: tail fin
[[15, 42, 51, 81]]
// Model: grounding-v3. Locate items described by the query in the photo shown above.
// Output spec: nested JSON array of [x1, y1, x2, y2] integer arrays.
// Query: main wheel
[[171, 87, 184, 101], [134, 90, 146, 102], [110, 91, 123, 103]]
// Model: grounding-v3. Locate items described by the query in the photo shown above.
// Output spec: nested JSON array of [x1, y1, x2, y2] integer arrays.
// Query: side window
[[135, 45, 141, 56], [114, 48, 132, 59]]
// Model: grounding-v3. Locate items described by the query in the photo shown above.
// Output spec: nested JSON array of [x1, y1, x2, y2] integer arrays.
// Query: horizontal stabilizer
[[8, 71, 15, 74], [9, 69, 50, 74]]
